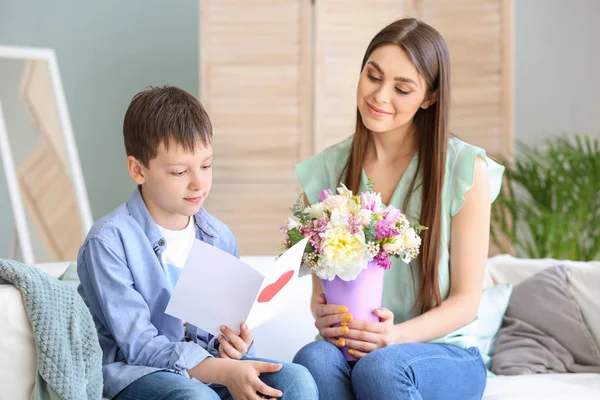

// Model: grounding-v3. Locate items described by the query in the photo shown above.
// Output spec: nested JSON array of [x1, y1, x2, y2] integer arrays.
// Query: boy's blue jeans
[[293, 341, 487, 400], [114, 357, 318, 400]]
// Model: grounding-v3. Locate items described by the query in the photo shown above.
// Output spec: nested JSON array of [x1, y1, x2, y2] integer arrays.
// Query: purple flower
[[382, 205, 401, 223], [318, 189, 334, 202], [374, 251, 392, 270], [375, 220, 398, 239]]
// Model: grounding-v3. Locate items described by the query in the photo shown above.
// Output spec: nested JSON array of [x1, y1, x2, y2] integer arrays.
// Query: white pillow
[[0, 285, 37, 400], [568, 266, 600, 350]]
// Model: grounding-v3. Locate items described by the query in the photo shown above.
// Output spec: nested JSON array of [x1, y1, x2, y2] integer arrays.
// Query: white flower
[[305, 203, 326, 219], [322, 195, 346, 213], [383, 237, 403, 255], [340, 198, 361, 215], [337, 185, 353, 198], [401, 253, 413, 263], [329, 209, 349, 228], [358, 209, 373, 226], [397, 213, 410, 229], [287, 217, 300, 230], [367, 242, 380, 258], [403, 229, 421, 249], [316, 227, 369, 281]]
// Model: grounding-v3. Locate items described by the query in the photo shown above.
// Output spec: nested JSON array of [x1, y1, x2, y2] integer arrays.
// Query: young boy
[[77, 86, 318, 400]]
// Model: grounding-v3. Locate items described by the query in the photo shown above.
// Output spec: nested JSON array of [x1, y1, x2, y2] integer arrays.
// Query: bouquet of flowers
[[282, 182, 425, 361], [282, 181, 425, 281]]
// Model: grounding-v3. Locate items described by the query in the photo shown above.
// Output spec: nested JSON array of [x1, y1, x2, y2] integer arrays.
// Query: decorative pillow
[[491, 265, 600, 375], [474, 283, 513, 369]]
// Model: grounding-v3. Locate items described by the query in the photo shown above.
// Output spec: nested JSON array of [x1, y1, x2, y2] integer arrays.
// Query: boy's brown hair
[[123, 86, 212, 167]]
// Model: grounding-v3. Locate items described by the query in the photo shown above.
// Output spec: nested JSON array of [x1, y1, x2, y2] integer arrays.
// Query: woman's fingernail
[[220, 326, 226, 332], [348, 349, 355, 356], [337, 338, 346, 347], [340, 321, 348, 327], [339, 306, 348, 313], [345, 313, 353, 321], [341, 326, 349, 334]]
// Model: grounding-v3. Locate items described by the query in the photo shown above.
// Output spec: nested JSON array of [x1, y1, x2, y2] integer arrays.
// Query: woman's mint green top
[[296, 136, 505, 348]]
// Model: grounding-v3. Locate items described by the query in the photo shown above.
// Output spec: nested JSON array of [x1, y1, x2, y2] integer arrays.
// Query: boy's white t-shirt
[[157, 216, 196, 289]]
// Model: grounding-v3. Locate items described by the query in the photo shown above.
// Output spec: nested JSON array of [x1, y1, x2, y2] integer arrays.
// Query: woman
[[292, 18, 504, 400]]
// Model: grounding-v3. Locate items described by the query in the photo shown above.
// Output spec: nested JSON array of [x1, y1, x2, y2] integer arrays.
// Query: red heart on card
[[257, 270, 295, 303]]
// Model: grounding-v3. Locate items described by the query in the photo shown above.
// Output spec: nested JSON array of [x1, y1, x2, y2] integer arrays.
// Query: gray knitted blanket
[[0, 259, 102, 399]]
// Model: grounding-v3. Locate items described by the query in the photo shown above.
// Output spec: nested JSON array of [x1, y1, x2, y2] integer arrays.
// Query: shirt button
[[158, 239, 165, 246]]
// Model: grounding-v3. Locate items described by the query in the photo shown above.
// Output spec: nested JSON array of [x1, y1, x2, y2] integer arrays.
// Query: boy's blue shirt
[[77, 187, 254, 399]]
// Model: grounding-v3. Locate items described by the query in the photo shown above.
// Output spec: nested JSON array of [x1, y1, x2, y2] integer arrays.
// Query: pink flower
[[300, 217, 329, 253], [375, 220, 398, 239], [318, 189, 334, 202], [382, 205, 401, 223], [347, 215, 362, 234], [374, 251, 392, 270], [360, 192, 382, 211]]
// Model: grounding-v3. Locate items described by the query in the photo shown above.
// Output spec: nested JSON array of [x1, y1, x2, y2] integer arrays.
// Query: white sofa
[[1, 256, 599, 399]]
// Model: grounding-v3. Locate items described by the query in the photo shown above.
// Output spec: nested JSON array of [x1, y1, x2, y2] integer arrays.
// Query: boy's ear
[[127, 156, 146, 185], [421, 90, 438, 110]]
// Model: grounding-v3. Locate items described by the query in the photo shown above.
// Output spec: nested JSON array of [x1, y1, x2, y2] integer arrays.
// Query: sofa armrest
[[0, 285, 37, 399]]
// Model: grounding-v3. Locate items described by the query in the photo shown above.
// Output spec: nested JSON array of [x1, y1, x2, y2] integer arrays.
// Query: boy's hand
[[218, 323, 253, 359], [224, 360, 283, 400]]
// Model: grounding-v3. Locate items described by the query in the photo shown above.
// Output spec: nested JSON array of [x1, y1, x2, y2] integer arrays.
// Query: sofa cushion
[[486, 255, 600, 349], [485, 255, 600, 285], [568, 265, 600, 351], [475, 283, 513, 370], [32, 262, 72, 279], [492, 265, 600, 375], [483, 374, 600, 399], [0, 285, 37, 400]]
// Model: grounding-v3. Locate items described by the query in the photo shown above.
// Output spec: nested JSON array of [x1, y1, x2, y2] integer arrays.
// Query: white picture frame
[[0, 45, 92, 264]]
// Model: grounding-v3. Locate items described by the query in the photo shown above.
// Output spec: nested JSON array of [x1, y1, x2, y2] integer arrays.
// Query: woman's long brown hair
[[342, 18, 451, 314]]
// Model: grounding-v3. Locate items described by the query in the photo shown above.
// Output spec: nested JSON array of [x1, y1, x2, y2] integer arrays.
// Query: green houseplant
[[491, 135, 600, 261]]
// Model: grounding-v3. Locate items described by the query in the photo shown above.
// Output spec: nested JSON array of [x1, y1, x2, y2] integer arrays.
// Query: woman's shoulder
[[445, 136, 505, 216], [446, 136, 501, 169], [447, 136, 481, 160]]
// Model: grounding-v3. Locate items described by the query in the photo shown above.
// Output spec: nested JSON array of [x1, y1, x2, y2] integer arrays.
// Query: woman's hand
[[344, 307, 396, 358], [218, 323, 253, 359], [314, 294, 354, 347]]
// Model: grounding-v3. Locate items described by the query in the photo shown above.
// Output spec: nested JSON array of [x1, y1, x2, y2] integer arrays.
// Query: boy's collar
[[193, 208, 219, 238], [126, 187, 219, 248]]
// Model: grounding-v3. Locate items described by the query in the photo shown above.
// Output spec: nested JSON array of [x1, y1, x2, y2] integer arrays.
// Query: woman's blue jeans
[[293, 341, 487, 400]]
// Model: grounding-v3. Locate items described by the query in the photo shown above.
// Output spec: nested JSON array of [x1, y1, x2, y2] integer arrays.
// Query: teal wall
[[0, 0, 199, 261]]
